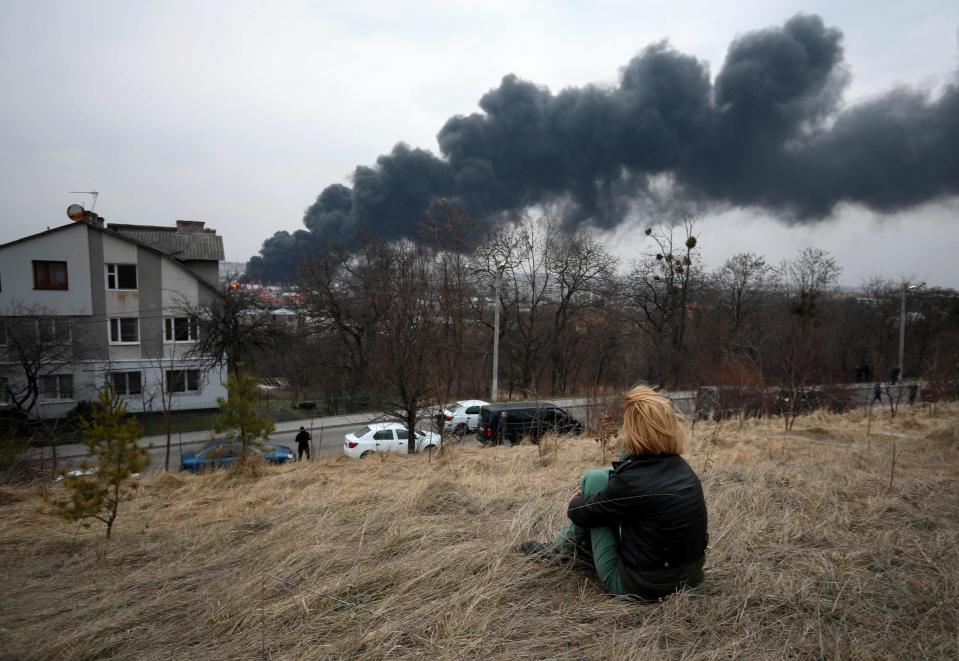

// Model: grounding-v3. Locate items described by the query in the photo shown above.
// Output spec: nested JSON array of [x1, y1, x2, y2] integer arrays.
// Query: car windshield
[[352, 426, 371, 438]]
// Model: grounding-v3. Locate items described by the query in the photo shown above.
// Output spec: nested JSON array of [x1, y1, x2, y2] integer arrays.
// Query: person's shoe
[[520, 541, 577, 566], [520, 541, 551, 556]]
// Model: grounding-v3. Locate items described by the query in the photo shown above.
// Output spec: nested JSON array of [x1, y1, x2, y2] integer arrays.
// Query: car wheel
[[452, 424, 468, 437], [360, 450, 376, 458], [423, 444, 437, 452]]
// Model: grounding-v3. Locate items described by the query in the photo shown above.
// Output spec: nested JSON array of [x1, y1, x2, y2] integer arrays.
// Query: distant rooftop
[[108, 220, 224, 261]]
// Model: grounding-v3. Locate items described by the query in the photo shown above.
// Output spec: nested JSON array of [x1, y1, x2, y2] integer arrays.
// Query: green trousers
[[552, 468, 628, 596]]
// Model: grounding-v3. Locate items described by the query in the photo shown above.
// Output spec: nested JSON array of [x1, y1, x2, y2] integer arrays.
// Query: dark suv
[[477, 402, 584, 445]]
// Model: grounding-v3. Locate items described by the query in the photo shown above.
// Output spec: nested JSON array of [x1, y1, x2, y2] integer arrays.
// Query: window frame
[[108, 317, 140, 345], [105, 263, 138, 291], [165, 369, 202, 394], [37, 319, 72, 345], [39, 374, 74, 401], [110, 371, 143, 396], [163, 317, 199, 343], [32, 261, 69, 290]]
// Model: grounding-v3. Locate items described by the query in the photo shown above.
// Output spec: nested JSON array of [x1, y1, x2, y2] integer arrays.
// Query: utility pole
[[491, 263, 505, 402], [897, 284, 906, 383], [898, 281, 925, 383]]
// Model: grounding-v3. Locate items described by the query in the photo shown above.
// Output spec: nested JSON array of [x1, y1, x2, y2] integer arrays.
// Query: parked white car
[[439, 400, 489, 435], [343, 422, 442, 458]]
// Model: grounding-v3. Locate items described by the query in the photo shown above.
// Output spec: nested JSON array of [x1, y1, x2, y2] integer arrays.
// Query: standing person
[[295, 426, 311, 461], [521, 385, 708, 601], [873, 383, 883, 405]]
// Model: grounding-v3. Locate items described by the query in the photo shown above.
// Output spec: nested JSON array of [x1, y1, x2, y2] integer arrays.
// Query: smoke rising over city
[[248, 14, 958, 281]]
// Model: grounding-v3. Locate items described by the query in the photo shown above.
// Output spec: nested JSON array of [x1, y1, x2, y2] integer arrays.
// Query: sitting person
[[522, 385, 708, 601]]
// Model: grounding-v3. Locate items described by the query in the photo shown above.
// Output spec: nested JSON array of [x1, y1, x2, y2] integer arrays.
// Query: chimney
[[176, 220, 206, 232]]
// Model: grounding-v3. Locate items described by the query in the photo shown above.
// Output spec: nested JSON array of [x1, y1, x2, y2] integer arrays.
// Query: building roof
[[0, 222, 79, 251], [0, 221, 222, 296], [108, 223, 224, 261]]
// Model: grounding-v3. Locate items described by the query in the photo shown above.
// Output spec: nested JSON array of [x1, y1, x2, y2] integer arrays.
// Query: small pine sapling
[[213, 368, 275, 457], [44, 387, 150, 538]]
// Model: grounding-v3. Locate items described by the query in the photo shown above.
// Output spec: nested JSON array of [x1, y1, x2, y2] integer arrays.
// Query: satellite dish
[[67, 204, 86, 221]]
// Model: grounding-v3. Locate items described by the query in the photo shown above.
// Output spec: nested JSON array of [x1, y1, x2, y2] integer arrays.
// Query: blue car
[[180, 439, 296, 473]]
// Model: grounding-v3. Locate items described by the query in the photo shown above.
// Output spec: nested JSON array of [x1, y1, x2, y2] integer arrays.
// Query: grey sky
[[1, 1, 957, 287]]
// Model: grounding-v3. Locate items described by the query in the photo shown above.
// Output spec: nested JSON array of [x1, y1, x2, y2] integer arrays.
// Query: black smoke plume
[[248, 14, 958, 282]]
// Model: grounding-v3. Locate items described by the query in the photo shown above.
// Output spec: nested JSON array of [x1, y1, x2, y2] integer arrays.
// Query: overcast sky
[[1, 1, 957, 287]]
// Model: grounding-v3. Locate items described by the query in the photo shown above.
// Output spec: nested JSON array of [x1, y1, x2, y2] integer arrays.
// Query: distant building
[[219, 260, 247, 282], [0, 214, 227, 418]]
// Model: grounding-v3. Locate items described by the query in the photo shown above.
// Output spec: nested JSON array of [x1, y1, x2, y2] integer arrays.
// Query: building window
[[164, 317, 199, 343], [0, 319, 6, 346], [108, 318, 140, 344], [38, 319, 71, 344], [0, 376, 9, 405], [33, 261, 68, 290], [40, 374, 74, 400], [165, 369, 201, 393], [106, 264, 138, 290], [110, 371, 142, 396]]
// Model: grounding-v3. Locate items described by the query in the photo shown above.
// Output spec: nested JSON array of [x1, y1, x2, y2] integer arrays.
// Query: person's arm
[[566, 471, 636, 528]]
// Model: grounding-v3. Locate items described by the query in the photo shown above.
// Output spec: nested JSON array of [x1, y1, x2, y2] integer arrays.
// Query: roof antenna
[[69, 191, 99, 211]]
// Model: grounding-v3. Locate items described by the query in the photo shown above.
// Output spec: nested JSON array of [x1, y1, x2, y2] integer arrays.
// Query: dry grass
[[1, 405, 958, 660]]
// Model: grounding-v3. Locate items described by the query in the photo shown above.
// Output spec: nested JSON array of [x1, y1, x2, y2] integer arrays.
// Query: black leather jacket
[[567, 454, 708, 572]]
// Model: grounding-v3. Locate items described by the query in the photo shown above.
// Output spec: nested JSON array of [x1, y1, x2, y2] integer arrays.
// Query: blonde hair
[[621, 385, 686, 455]]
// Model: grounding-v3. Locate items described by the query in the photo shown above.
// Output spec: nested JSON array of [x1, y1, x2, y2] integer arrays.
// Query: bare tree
[[544, 232, 617, 392], [715, 252, 776, 338], [0, 305, 91, 416], [138, 343, 188, 472], [299, 242, 394, 390], [420, 203, 484, 399], [472, 215, 555, 394], [300, 239, 444, 453], [771, 248, 842, 429], [624, 216, 702, 387], [370, 242, 444, 453], [779, 247, 841, 321], [184, 285, 284, 380]]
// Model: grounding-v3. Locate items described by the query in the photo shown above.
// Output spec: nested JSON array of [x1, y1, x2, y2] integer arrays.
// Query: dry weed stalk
[[594, 407, 619, 463]]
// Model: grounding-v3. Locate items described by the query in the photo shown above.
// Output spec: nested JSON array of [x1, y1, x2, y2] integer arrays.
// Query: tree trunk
[[164, 414, 172, 472], [406, 410, 417, 454]]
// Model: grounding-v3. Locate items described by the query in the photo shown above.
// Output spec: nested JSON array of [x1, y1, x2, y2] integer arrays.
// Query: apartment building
[[0, 215, 227, 418]]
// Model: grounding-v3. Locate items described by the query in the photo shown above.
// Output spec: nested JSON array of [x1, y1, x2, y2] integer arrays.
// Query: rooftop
[[108, 220, 224, 261]]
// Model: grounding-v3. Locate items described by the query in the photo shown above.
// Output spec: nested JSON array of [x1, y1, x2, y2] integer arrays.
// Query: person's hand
[[569, 489, 581, 503]]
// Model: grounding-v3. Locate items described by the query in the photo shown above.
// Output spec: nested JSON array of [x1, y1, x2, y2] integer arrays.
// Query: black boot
[[520, 540, 579, 567], [520, 541, 551, 556]]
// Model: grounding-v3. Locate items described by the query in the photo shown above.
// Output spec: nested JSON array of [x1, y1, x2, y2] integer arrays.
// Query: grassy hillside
[[1, 406, 957, 660]]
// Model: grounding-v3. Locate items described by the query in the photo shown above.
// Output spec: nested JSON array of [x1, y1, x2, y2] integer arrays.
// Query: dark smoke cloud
[[248, 14, 959, 281]]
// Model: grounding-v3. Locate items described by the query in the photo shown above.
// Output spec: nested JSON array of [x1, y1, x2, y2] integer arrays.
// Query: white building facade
[[0, 217, 227, 418]]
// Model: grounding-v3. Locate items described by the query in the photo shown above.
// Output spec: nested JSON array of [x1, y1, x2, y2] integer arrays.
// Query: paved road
[[42, 398, 591, 474], [45, 413, 378, 474]]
